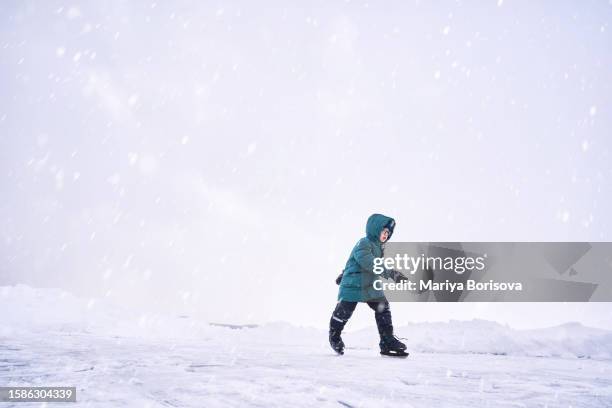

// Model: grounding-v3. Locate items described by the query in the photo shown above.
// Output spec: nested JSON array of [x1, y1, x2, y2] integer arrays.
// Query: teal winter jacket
[[337, 214, 396, 302]]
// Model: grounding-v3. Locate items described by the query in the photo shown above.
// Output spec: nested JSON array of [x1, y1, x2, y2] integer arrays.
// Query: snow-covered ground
[[2, 285, 612, 407]]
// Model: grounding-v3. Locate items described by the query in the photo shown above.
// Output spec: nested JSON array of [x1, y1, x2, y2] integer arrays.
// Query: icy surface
[[2, 285, 612, 407]]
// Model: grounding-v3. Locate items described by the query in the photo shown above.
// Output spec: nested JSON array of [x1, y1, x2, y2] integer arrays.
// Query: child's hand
[[390, 270, 408, 283], [335, 273, 343, 285]]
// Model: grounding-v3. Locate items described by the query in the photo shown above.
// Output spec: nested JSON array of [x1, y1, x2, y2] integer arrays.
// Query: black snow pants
[[329, 300, 393, 338]]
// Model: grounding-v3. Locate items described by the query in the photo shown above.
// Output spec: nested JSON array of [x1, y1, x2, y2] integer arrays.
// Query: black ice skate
[[329, 330, 345, 355], [379, 334, 408, 358]]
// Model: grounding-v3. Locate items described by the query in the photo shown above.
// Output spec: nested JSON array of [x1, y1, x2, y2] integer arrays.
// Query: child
[[329, 213, 408, 357]]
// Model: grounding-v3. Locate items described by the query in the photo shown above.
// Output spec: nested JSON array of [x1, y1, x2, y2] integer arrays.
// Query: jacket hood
[[365, 213, 395, 242]]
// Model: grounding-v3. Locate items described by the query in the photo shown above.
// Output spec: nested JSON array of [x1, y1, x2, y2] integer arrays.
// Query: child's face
[[379, 228, 390, 243]]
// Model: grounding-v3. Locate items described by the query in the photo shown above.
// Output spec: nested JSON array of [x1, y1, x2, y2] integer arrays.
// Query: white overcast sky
[[1, 1, 611, 330]]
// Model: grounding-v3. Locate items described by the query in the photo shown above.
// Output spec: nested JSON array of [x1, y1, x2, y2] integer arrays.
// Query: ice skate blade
[[380, 350, 409, 358]]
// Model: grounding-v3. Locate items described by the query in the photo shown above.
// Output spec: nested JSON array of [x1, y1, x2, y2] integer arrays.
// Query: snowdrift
[[2, 285, 612, 360], [348, 320, 612, 360]]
